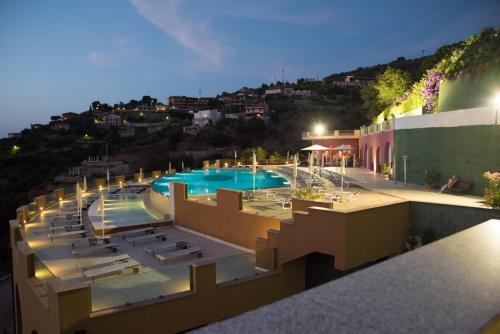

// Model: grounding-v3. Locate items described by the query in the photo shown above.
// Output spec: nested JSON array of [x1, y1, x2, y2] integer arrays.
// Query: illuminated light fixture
[[59, 197, 62, 201], [314, 124, 325, 136], [493, 92, 500, 107], [39, 207, 44, 211]]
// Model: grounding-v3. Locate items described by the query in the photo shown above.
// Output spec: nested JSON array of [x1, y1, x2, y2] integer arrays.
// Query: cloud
[[129, 0, 228, 66], [86, 37, 135, 67], [87, 51, 116, 67]]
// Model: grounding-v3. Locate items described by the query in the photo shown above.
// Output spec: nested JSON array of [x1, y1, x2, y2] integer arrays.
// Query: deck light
[[314, 124, 325, 136]]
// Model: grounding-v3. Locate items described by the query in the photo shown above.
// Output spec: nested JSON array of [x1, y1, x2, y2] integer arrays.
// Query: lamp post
[[401, 155, 408, 186]]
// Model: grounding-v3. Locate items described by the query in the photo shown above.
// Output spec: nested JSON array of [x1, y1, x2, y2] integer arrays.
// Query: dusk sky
[[0, 0, 499, 137]]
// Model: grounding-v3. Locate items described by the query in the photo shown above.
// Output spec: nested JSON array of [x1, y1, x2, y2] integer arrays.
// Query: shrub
[[483, 171, 500, 209], [292, 187, 321, 200]]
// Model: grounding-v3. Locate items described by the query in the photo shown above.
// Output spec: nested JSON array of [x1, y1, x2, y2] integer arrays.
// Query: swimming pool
[[151, 168, 290, 196]]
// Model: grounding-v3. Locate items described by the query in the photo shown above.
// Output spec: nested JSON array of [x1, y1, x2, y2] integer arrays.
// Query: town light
[[314, 124, 325, 136]]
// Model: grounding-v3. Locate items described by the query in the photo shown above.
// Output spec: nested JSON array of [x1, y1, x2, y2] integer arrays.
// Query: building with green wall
[[394, 108, 500, 196]]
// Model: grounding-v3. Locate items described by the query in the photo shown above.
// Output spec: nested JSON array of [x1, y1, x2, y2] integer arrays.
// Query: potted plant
[[424, 170, 441, 189], [382, 163, 391, 180], [424, 170, 434, 189]]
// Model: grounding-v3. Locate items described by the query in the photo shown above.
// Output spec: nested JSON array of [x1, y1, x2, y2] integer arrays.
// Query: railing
[[302, 129, 361, 140], [360, 118, 394, 137]]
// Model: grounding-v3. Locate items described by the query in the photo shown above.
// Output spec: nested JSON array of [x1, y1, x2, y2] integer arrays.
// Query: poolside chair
[[144, 241, 189, 255], [76, 254, 131, 270], [126, 232, 168, 246], [49, 229, 87, 242], [71, 242, 118, 257], [155, 246, 203, 263], [118, 227, 156, 239], [82, 260, 140, 281]]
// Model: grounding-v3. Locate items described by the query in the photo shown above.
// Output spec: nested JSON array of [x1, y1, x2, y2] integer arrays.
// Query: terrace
[[20, 185, 264, 312]]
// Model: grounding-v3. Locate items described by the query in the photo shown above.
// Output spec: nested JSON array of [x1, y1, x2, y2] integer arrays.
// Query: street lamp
[[493, 92, 500, 124], [314, 124, 325, 136]]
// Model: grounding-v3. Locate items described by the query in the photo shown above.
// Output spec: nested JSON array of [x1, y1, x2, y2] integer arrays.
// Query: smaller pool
[[152, 168, 290, 196], [89, 196, 161, 230]]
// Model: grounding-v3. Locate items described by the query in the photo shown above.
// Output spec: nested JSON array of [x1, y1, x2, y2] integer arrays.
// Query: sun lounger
[[82, 260, 140, 281], [49, 224, 82, 233], [71, 242, 118, 257], [76, 254, 130, 271], [144, 241, 188, 255], [127, 232, 167, 246], [118, 227, 156, 239], [155, 246, 203, 263], [69, 236, 111, 249], [49, 229, 86, 242]]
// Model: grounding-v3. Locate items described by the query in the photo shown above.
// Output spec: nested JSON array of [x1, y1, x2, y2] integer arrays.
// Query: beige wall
[[173, 183, 281, 250], [257, 200, 409, 271]]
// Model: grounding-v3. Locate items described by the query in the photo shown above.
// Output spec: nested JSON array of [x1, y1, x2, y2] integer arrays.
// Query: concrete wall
[[410, 201, 500, 240], [173, 183, 282, 250], [437, 62, 500, 112], [394, 124, 500, 195]]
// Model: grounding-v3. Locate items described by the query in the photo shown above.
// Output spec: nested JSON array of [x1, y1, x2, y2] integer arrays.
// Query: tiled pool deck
[[24, 188, 264, 312]]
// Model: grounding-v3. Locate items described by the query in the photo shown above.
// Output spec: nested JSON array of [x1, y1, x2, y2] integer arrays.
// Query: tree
[[373, 67, 411, 107], [361, 84, 383, 119]]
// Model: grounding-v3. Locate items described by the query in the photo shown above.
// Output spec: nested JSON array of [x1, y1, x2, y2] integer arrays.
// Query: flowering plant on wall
[[483, 171, 500, 209], [421, 70, 443, 112]]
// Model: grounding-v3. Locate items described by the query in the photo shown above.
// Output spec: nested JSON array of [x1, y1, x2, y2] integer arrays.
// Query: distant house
[[168, 96, 213, 112], [31, 124, 43, 130], [193, 109, 222, 127], [332, 75, 375, 87], [103, 114, 122, 127], [224, 113, 243, 120], [292, 90, 313, 97], [264, 86, 294, 96], [155, 102, 167, 112], [244, 103, 269, 118], [8, 133, 22, 138], [62, 112, 79, 121], [51, 122, 70, 131]]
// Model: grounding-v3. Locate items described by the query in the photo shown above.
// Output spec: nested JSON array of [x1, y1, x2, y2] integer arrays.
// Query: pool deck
[[24, 186, 263, 311], [334, 167, 489, 209]]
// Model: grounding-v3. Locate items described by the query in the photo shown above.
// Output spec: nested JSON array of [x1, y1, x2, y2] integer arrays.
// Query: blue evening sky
[[0, 0, 499, 137]]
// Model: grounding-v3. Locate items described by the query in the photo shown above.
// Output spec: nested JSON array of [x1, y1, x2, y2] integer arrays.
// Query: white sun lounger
[[144, 241, 188, 255], [49, 224, 82, 233], [82, 260, 140, 281], [127, 233, 167, 246], [76, 254, 130, 271], [50, 218, 81, 227], [155, 246, 203, 263], [71, 243, 118, 257], [69, 236, 112, 249], [118, 227, 156, 239], [49, 229, 86, 242]]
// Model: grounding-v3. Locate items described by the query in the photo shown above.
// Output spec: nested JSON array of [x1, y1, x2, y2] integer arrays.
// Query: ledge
[[193, 219, 500, 334]]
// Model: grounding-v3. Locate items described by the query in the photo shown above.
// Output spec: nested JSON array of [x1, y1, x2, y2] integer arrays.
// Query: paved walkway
[[328, 167, 489, 209]]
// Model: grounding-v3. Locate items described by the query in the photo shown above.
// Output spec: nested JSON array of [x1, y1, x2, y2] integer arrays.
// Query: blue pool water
[[151, 168, 290, 196]]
